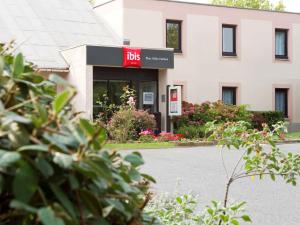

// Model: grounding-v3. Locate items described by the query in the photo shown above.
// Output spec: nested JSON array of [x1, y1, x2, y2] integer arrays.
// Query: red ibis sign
[[123, 47, 141, 68]]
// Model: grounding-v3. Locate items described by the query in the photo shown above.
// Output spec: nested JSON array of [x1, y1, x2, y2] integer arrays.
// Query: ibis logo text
[[123, 47, 141, 68], [126, 51, 141, 61]]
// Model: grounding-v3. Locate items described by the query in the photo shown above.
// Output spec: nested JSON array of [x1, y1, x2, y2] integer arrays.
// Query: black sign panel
[[141, 49, 174, 69], [86, 45, 174, 69], [86, 46, 122, 67]]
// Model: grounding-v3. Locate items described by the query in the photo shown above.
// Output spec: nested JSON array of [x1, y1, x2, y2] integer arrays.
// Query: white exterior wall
[[94, 0, 124, 41], [61, 46, 93, 119]]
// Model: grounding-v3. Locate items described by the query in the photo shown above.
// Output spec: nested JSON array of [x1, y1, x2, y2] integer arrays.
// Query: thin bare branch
[[220, 147, 229, 179]]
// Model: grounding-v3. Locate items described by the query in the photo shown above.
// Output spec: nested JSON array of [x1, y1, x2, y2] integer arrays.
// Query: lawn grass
[[104, 142, 176, 150], [286, 131, 300, 139], [103, 132, 300, 150]]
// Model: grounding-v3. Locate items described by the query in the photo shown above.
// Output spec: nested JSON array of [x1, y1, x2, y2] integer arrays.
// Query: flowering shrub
[[138, 129, 156, 143], [107, 109, 156, 142], [175, 101, 251, 128], [174, 101, 251, 139], [138, 130, 184, 143], [127, 96, 136, 109], [157, 132, 184, 142], [176, 125, 207, 139], [134, 110, 157, 135], [120, 85, 136, 109], [140, 129, 155, 136]]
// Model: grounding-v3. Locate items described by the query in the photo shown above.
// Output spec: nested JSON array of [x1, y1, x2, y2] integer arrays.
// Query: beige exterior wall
[[124, 8, 164, 48], [94, 0, 300, 130]]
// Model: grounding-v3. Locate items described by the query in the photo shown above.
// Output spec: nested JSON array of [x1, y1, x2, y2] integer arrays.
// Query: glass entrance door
[[138, 81, 157, 113]]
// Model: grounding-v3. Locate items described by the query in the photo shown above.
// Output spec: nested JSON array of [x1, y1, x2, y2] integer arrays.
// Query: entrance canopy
[[86, 45, 174, 69]]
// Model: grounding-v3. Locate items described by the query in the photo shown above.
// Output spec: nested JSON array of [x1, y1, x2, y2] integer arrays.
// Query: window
[[275, 88, 288, 117], [166, 20, 182, 53], [222, 25, 236, 56], [93, 80, 130, 118], [275, 29, 288, 59], [222, 87, 237, 105]]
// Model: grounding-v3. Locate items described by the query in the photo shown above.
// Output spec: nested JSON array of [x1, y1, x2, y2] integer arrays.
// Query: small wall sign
[[168, 86, 182, 116], [123, 47, 141, 68], [143, 92, 154, 105]]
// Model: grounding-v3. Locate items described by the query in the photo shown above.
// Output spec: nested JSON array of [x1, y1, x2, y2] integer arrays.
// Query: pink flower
[[127, 97, 136, 108], [157, 132, 183, 142], [139, 129, 154, 136]]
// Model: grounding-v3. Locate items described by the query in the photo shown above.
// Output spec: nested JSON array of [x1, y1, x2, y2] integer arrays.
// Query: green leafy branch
[[204, 121, 300, 225]]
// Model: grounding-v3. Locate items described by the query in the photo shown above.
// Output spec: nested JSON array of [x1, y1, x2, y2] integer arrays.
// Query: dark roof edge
[[37, 67, 70, 73], [155, 0, 300, 15], [93, 0, 116, 9]]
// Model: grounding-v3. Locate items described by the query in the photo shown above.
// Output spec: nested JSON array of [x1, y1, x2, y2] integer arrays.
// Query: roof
[[0, 0, 120, 69]]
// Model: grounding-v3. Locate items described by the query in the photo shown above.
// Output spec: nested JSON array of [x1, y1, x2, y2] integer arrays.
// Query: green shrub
[[107, 109, 156, 143], [146, 192, 200, 225], [0, 47, 155, 224], [146, 192, 249, 225], [134, 110, 156, 135], [138, 134, 156, 143], [175, 125, 207, 139], [251, 111, 284, 130]]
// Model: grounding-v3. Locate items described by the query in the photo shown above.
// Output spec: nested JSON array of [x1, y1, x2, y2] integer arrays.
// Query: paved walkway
[[130, 144, 300, 225]]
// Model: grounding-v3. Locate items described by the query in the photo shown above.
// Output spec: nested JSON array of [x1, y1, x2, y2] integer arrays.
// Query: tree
[[210, 0, 286, 11]]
